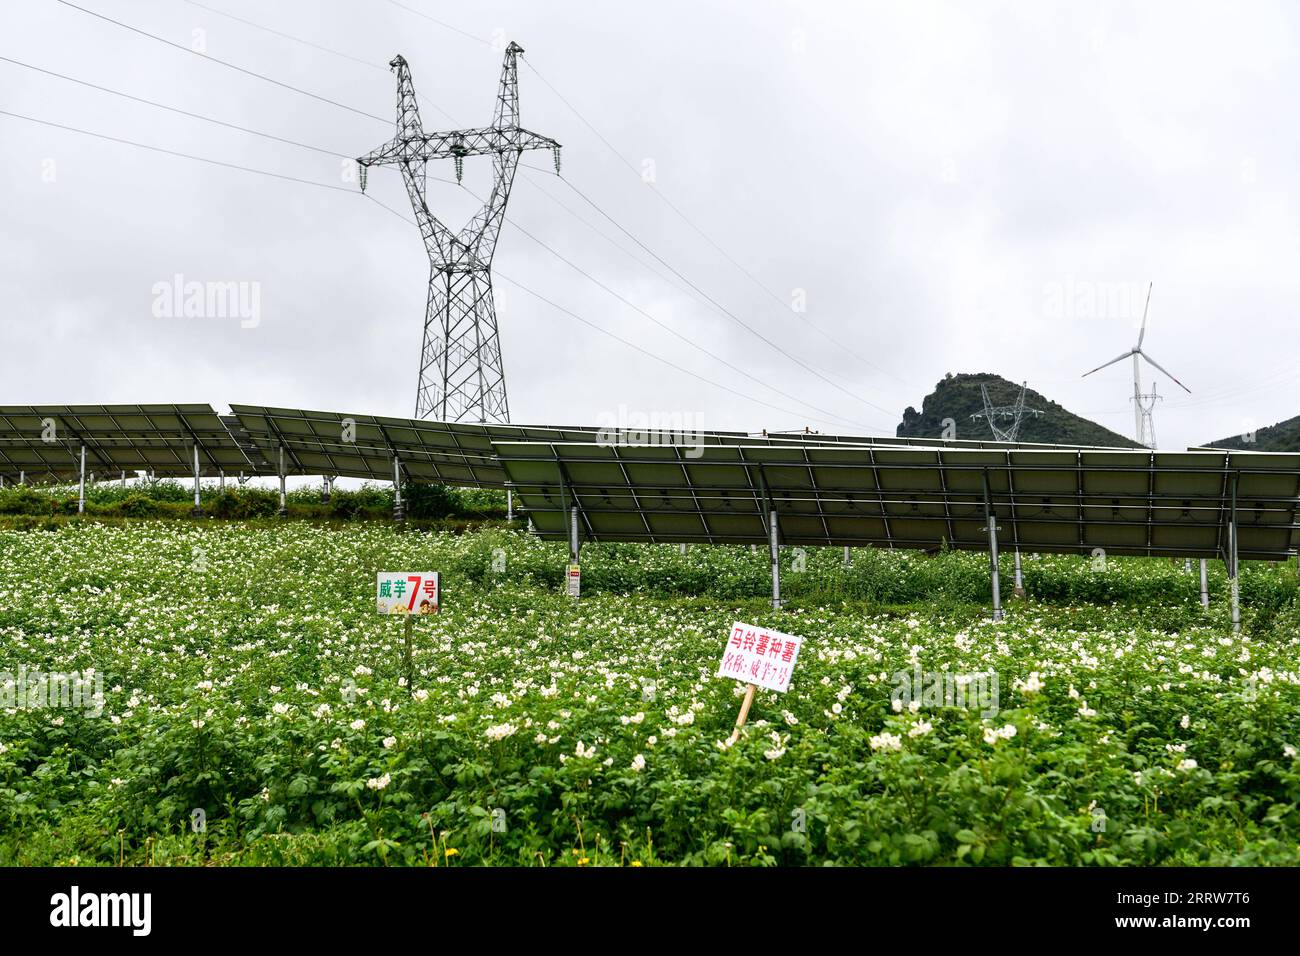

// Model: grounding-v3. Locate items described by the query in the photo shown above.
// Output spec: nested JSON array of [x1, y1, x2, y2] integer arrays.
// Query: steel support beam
[[1229, 474, 1240, 633], [769, 508, 781, 610], [393, 456, 404, 521], [191, 443, 204, 516], [278, 445, 288, 518], [983, 471, 1003, 621], [569, 505, 580, 564], [77, 445, 86, 515], [1199, 558, 1209, 609]]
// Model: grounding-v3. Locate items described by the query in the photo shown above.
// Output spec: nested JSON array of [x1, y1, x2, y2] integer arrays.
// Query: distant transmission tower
[[1136, 382, 1162, 449], [971, 381, 1041, 442], [358, 44, 561, 422]]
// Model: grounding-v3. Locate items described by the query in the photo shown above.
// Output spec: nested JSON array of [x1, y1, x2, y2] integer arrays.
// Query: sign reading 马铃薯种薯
[[566, 564, 581, 598], [717, 621, 802, 693], [718, 621, 804, 745], [376, 572, 439, 615]]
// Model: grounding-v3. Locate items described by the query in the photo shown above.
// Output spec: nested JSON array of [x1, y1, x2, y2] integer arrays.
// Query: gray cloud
[[2, 0, 1297, 449]]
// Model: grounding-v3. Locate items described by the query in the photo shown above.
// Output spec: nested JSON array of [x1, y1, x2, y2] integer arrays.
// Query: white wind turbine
[[1081, 282, 1190, 447]]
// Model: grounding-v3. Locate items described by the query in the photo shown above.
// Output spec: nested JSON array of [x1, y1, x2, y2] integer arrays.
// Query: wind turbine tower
[[1081, 283, 1190, 448]]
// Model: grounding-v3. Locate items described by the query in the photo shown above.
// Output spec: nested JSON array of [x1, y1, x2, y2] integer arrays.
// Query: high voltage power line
[[181, 0, 459, 125], [177, 0, 896, 417], [32, 0, 898, 430], [52, 0, 391, 125], [0, 107, 356, 192], [360, 194, 866, 430], [172, 0, 908, 402], [0, 102, 864, 430], [0, 55, 355, 160], [373, 0, 910, 391]]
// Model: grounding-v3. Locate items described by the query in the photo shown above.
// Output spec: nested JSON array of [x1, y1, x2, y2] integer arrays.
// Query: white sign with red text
[[716, 621, 803, 693], [376, 572, 440, 615]]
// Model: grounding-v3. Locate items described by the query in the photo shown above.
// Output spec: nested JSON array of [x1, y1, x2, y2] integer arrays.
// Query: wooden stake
[[403, 614, 414, 694], [728, 684, 757, 745]]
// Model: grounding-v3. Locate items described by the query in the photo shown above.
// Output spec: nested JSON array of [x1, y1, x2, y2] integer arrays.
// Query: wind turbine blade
[[1137, 282, 1152, 348], [1139, 351, 1191, 393], [1081, 351, 1132, 378]]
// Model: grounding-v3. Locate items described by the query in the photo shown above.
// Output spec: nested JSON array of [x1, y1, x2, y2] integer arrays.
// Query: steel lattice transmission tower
[[971, 381, 1041, 442], [358, 44, 560, 422], [1137, 382, 1162, 449]]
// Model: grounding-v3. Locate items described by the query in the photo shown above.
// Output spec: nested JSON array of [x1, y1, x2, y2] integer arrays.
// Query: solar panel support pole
[[219, 471, 225, 493], [1013, 549, 1025, 599], [1229, 475, 1240, 633], [1199, 559, 1209, 608], [19, 471, 24, 486], [277, 446, 288, 518], [120, 470, 126, 489], [843, 546, 851, 568], [569, 506, 580, 564], [769, 509, 781, 610], [322, 476, 333, 503], [983, 472, 1003, 621], [191, 443, 204, 517], [506, 489, 514, 522], [393, 457, 405, 521], [77, 445, 86, 515]]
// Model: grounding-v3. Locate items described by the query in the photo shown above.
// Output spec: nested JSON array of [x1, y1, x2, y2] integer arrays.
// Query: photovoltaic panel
[[0, 404, 254, 482], [229, 406, 1077, 488], [229, 405, 637, 486], [494, 442, 1300, 560]]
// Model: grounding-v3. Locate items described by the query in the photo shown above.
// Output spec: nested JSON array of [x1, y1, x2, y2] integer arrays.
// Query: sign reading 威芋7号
[[376, 572, 439, 615], [716, 621, 803, 693]]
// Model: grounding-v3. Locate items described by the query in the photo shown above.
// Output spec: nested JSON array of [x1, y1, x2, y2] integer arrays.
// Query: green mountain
[[1203, 413, 1300, 452], [897, 372, 1139, 447]]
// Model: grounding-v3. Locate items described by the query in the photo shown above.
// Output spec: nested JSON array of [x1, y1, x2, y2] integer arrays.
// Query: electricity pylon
[[971, 381, 1040, 442], [358, 43, 560, 422], [1137, 382, 1162, 449]]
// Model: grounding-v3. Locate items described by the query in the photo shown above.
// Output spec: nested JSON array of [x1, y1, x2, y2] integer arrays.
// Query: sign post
[[377, 572, 440, 692], [716, 621, 804, 744]]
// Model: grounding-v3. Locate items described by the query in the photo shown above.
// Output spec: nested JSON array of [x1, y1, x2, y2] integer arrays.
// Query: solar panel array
[[229, 405, 631, 486], [492, 441, 1300, 560], [1, 403, 1295, 561], [0, 405, 255, 482], [226, 405, 1090, 485]]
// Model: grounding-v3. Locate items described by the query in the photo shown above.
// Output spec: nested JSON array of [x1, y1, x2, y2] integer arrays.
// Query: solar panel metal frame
[[230, 405, 647, 487], [228, 405, 1122, 490], [494, 441, 1300, 560], [0, 404, 254, 482]]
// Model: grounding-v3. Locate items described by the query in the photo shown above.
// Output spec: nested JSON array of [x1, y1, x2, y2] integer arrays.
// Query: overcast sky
[[3, 0, 1298, 450]]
